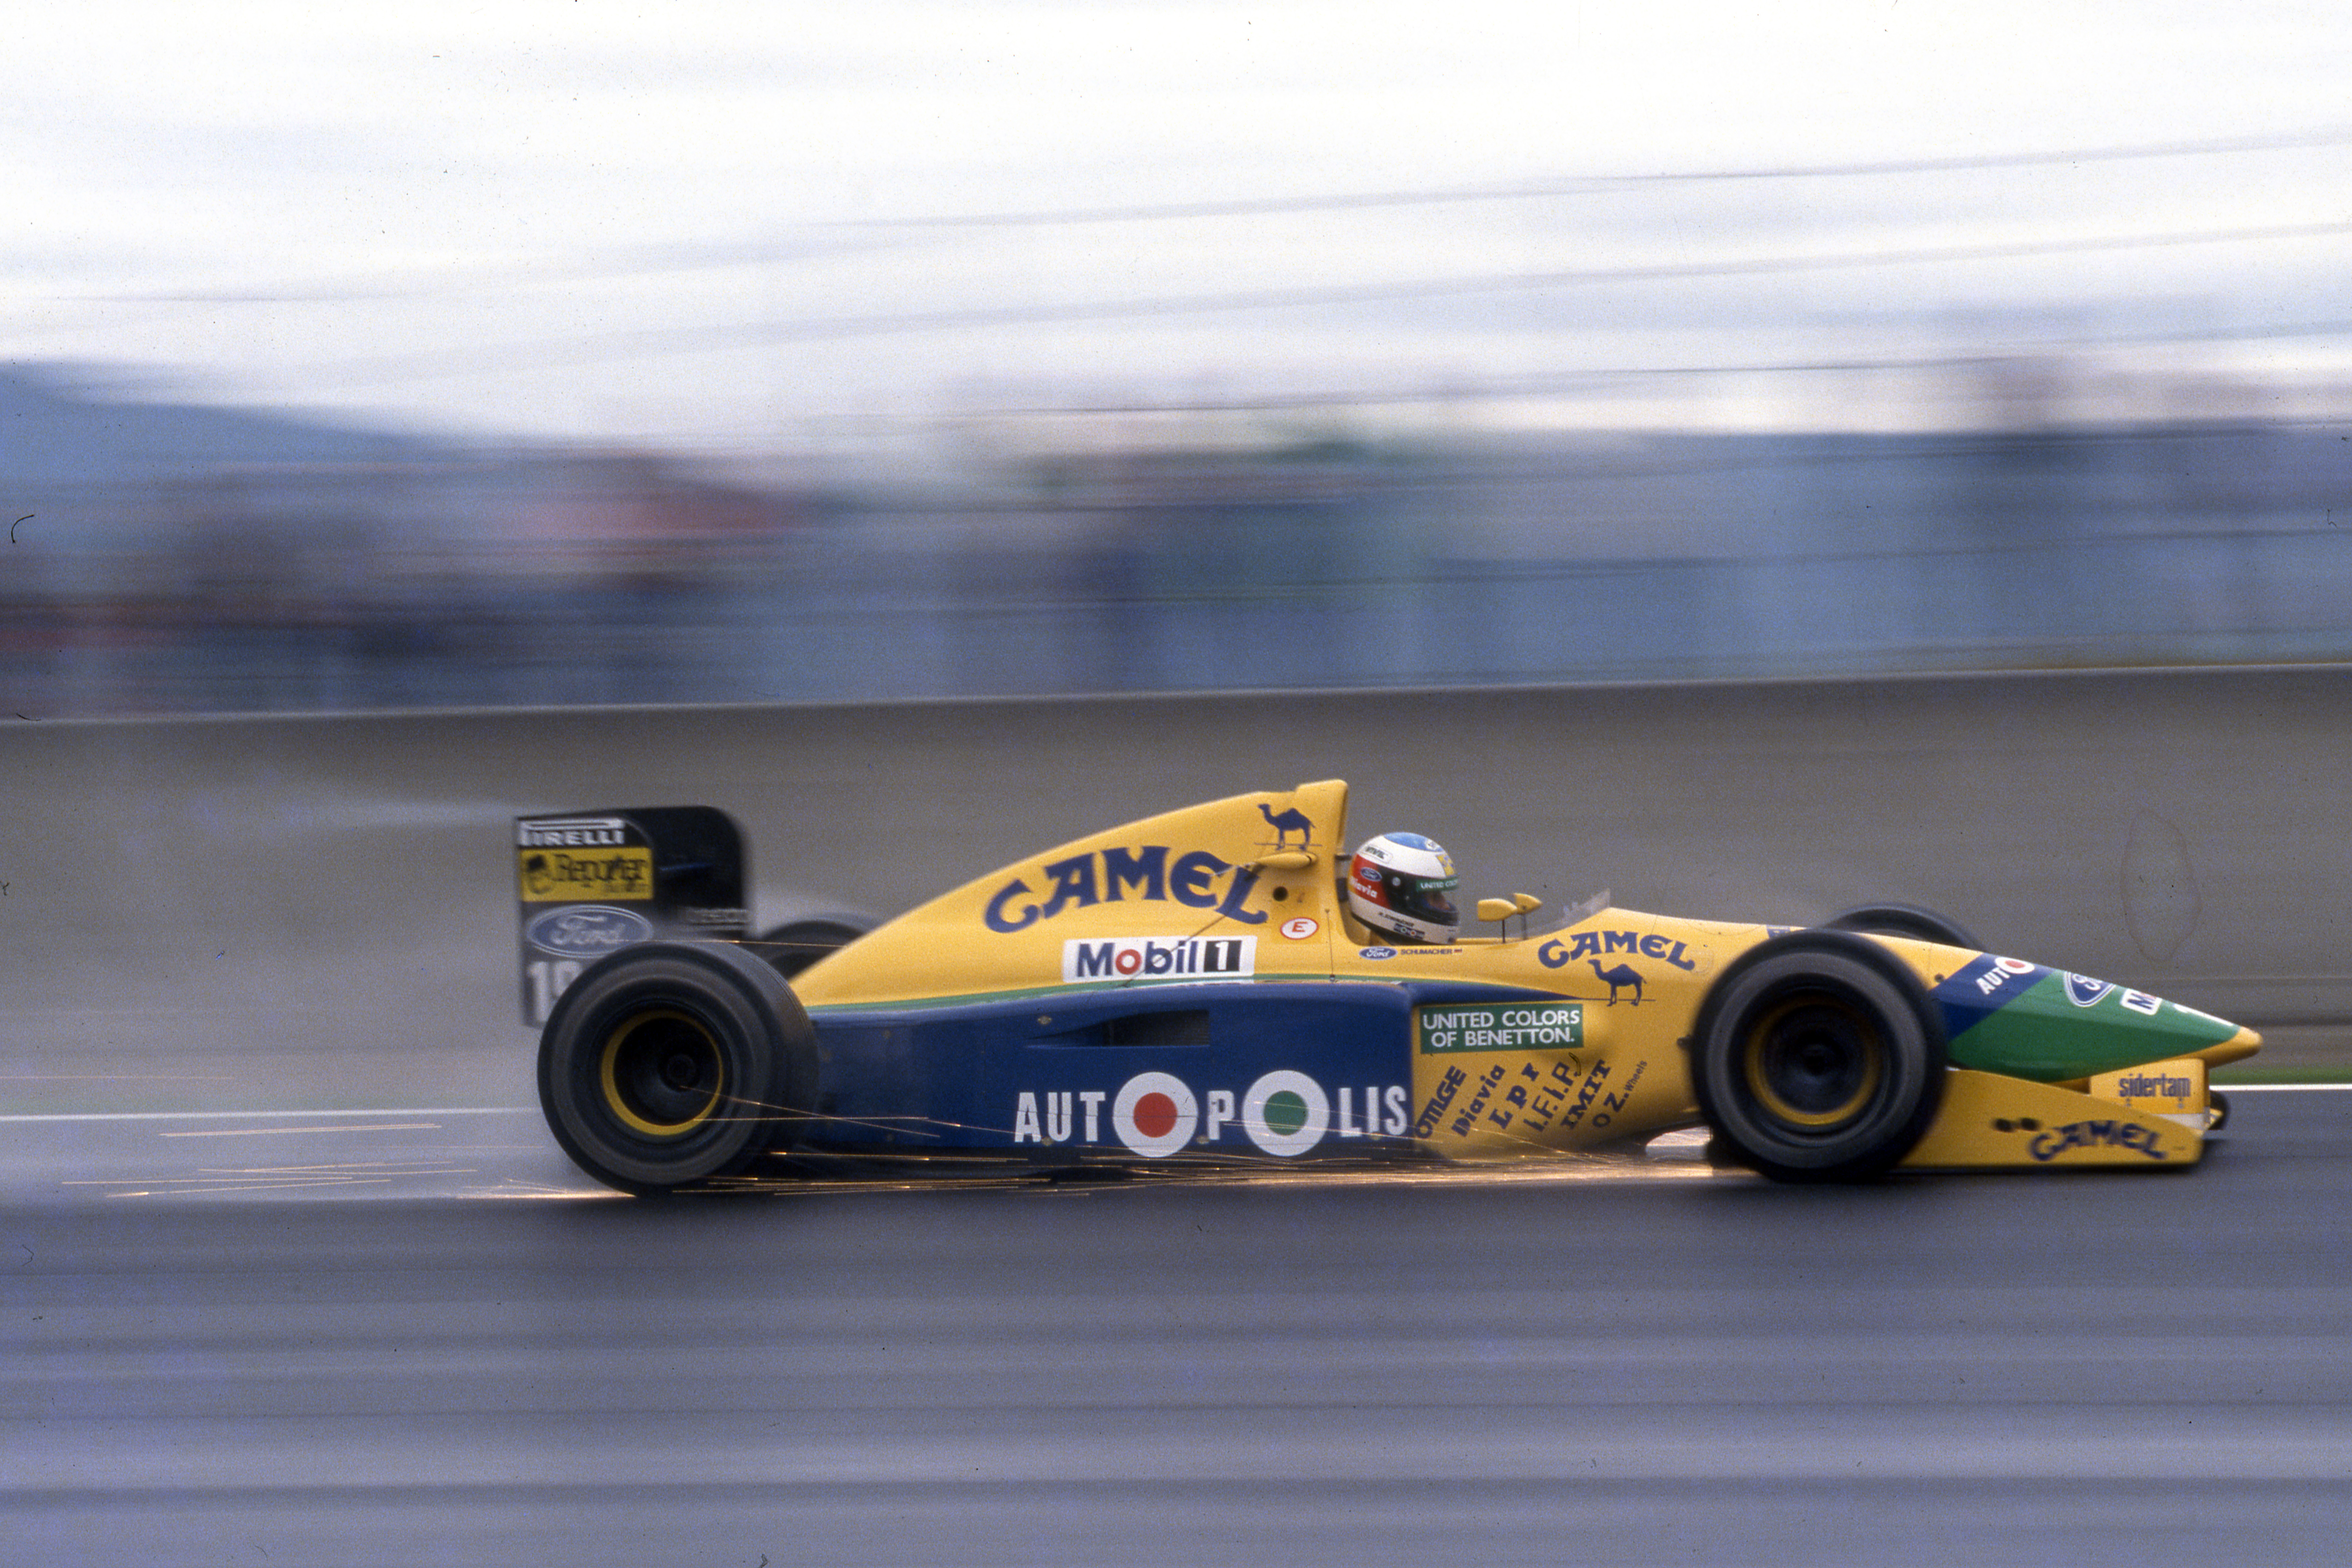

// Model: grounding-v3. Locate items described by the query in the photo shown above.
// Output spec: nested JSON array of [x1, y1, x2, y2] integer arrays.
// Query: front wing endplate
[[1900, 1062, 2209, 1170]]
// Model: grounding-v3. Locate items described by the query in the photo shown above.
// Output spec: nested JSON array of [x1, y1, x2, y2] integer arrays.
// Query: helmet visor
[[1389, 874, 1458, 929]]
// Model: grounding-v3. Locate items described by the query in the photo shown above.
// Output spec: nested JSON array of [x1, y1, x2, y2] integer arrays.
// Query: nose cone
[[2201, 1024, 2263, 1069]]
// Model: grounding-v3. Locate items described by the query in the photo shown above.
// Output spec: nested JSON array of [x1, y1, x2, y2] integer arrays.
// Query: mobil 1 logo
[[1417, 1002, 1583, 1054], [1062, 936, 1257, 984]]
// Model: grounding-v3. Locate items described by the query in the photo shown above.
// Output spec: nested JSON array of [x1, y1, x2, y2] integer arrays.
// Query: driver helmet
[[1347, 832, 1460, 945]]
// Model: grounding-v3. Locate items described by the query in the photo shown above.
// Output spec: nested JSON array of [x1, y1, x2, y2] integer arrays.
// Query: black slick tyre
[[1820, 903, 1980, 950], [755, 917, 873, 979], [537, 941, 817, 1195], [1689, 930, 1948, 1182]]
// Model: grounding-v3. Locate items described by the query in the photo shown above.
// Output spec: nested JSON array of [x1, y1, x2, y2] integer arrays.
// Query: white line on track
[[0, 1107, 534, 1123], [161, 1123, 442, 1138], [2218, 1083, 2352, 1091]]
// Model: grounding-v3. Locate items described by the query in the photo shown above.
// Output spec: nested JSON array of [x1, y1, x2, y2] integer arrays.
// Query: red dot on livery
[[1133, 1092, 1178, 1139]]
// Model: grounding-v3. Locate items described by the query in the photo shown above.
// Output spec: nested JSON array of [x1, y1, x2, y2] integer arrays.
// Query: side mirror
[[1246, 851, 1318, 871], [1477, 892, 1546, 939]]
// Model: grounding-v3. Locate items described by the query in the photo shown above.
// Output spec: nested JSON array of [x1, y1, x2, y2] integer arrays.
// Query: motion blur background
[[11, 19, 2352, 1563], [5, 3, 2351, 718]]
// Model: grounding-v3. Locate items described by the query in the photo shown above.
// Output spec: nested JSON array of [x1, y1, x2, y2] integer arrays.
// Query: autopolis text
[[1537, 931, 1697, 970], [987, 845, 1265, 932], [2028, 1118, 2169, 1162], [1010, 1081, 1407, 1144]]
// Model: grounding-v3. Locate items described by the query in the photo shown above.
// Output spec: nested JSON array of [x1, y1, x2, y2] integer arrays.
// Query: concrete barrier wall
[[4, 666, 2345, 1110]]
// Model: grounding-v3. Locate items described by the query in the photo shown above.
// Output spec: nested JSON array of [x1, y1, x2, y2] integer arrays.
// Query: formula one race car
[[514, 780, 2260, 1194]]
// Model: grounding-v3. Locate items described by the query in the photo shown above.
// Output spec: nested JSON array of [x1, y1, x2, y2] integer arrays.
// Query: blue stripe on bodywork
[[1930, 953, 2050, 1045], [804, 979, 1565, 1153]]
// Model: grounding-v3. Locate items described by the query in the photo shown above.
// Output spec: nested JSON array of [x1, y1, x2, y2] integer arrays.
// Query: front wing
[[1899, 1056, 2218, 1170]]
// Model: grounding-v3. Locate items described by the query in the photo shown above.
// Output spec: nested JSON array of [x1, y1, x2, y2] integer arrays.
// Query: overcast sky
[[5, 1, 2350, 453]]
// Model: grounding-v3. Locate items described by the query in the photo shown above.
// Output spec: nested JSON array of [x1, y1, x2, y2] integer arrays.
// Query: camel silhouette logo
[[1257, 802, 1314, 849], [1589, 958, 1643, 1005]]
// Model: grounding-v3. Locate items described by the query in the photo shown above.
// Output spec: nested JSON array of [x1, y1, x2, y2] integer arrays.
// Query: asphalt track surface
[[0, 1089, 2346, 1567]]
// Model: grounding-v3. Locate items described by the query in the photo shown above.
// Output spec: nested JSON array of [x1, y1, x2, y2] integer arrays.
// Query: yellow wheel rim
[[599, 1008, 725, 1137], [1741, 996, 1882, 1128]]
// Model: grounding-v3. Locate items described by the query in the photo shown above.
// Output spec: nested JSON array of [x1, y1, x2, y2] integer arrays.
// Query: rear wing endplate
[[515, 806, 751, 1026]]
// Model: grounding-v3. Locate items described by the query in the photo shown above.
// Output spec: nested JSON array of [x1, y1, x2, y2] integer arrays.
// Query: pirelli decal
[[517, 814, 655, 903]]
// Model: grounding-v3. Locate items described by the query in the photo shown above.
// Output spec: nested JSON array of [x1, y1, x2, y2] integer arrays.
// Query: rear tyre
[[755, 916, 874, 979], [1821, 903, 1979, 950], [1690, 931, 1948, 1182], [538, 941, 817, 1195]]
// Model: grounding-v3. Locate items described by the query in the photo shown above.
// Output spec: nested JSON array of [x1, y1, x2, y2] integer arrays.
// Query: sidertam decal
[[2110, 1070, 2195, 1101]]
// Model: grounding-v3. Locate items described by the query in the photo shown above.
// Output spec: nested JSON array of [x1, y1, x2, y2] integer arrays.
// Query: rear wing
[[515, 806, 751, 1026]]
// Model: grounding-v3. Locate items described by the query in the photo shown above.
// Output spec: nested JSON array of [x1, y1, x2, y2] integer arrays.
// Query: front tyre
[[1690, 931, 1947, 1182], [1821, 903, 1979, 950], [538, 941, 817, 1195]]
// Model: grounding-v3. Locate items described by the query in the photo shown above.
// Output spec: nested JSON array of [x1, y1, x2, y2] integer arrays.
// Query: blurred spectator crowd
[[4, 364, 2348, 718]]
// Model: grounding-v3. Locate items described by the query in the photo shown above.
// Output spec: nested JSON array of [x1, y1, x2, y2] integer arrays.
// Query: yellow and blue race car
[[514, 780, 2259, 1194]]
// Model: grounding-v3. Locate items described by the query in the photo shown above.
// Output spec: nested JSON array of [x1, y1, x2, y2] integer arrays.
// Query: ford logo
[[2064, 972, 2116, 1008], [527, 905, 652, 957], [1358, 946, 1398, 960]]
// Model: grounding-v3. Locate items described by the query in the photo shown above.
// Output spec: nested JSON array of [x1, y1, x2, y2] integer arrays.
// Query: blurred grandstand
[[3, 359, 2347, 718]]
